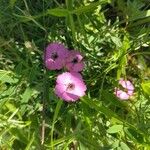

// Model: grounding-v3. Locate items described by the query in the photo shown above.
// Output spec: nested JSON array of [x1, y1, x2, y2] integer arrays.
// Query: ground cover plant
[[0, 0, 150, 149]]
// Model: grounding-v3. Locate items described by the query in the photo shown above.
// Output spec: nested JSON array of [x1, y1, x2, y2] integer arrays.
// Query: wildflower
[[115, 78, 134, 100], [45, 42, 68, 70], [65, 51, 84, 72], [55, 72, 87, 102]]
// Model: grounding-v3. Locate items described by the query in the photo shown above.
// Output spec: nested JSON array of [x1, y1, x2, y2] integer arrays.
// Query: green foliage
[[141, 81, 150, 96], [0, 0, 150, 149]]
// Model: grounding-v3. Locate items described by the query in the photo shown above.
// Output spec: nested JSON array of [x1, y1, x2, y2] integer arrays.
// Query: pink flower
[[45, 42, 68, 70], [55, 72, 87, 102], [65, 51, 84, 72], [115, 78, 134, 100]]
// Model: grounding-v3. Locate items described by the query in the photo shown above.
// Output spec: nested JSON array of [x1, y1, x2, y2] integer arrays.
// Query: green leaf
[[137, 55, 147, 71], [67, 13, 76, 41], [81, 96, 149, 144], [25, 132, 35, 150], [47, 8, 69, 17], [107, 125, 123, 133], [112, 140, 120, 149], [120, 142, 130, 150], [21, 87, 34, 103], [51, 100, 63, 149], [102, 90, 128, 108], [72, 0, 110, 15], [129, 17, 150, 27], [81, 97, 120, 119], [111, 36, 122, 47], [66, 0, 74, 10], [117, 35, 129, 79], [104, 63, 118, 74], [127, 1, 150, 22], [0, 70, 18, 83], [5, 102, 21, 119], [124, 127, 144, 144], [72, 1, 100, 15], [9, 128, 28, 144], [9, 0, 17, 8], [141, 81, 150, 96]]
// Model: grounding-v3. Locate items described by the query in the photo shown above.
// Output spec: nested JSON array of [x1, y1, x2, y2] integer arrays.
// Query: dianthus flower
[[65, 51, 84, 72], [45, 42, 68, 70], [115, 78, 134, 100], [55, 72, 87, 102]]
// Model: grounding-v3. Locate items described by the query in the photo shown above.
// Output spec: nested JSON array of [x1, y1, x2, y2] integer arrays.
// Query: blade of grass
[[25, 132, 35, 150], [50, 100, 63, 150]]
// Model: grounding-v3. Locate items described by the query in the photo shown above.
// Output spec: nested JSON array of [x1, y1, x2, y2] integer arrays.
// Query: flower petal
[[55, 72, 86, 102], [45, 42, 69, 70], [65, 50, 84, 72]]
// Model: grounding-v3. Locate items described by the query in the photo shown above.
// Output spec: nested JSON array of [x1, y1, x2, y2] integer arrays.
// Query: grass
[[0, 0, 150, 149]]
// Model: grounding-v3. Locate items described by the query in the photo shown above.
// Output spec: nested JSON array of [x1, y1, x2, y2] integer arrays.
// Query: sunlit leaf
[[107, 125, 123, 133], [141, 81, 150, 96]]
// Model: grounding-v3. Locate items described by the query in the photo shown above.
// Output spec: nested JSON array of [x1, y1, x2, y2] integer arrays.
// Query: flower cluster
[[114, 78, 134, 100], [44, 43, 135, 102], [45, 42, 86, 102]]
